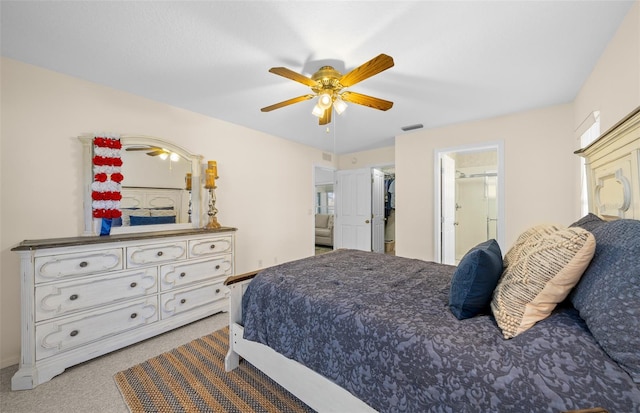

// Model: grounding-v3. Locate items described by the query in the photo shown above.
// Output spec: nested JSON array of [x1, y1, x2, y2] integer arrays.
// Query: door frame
[[433, 141, 505, 263]]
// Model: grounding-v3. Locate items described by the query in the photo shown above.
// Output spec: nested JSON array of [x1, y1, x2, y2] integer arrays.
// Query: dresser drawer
[[36, 298, 158, 360], [188, 236, 233, 258], [160, 255, 233, 291], [35, 268, 157, 322], [35, 248, 123, 283], [160, 282, 227, 319], [126, 241, 187, 267]]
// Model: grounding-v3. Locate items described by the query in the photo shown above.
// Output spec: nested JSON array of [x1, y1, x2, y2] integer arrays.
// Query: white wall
[[0, 58, 334, 368]]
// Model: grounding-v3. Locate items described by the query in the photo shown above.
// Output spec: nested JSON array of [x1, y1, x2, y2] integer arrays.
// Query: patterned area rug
[[114, 327, 314, 413]]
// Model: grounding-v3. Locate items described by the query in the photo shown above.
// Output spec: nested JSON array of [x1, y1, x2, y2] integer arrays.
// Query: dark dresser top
[[12, 227, 237, 251]]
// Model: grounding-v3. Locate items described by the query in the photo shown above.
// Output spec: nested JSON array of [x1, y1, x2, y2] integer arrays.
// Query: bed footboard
[[223, 270, 258, 371], [223, 269, 376, 412]]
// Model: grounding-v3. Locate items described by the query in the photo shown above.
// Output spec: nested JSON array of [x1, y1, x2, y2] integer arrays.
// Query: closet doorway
[[435, 143, 504, 265], [314, 165, 395, 255], [380, 166, 396, 255]]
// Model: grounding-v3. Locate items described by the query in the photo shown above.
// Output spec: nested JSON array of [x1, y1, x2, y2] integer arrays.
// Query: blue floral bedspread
[[241, 249, 640, 412]]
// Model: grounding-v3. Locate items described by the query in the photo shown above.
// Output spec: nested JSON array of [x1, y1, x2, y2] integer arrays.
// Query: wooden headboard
[[121, 187, 187, 223], [576, 106, 640, 220]]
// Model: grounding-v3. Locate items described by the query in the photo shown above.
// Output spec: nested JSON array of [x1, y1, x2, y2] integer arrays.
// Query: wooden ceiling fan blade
[[126, 146, 161, 151], [261, 94, 315, 112], [339, 54, 394, 87], [319, 107, 332, 125], [341, 91, 393, 111], [269, 67, 317, 87], [146, 150, 165, 157]]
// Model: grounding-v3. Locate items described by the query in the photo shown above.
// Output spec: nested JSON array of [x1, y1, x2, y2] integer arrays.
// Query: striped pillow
[[491, 226, 595, 339], [502, 224, 562, 267]]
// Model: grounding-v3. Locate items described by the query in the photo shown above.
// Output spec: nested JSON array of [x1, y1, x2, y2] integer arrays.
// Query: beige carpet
[[114, 327, 314, 413]]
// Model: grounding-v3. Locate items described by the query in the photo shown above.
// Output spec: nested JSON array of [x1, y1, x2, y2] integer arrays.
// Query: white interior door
[[441, 155, 456, 265], [335, 168, 372, 251], [371, 169, 385, 253]]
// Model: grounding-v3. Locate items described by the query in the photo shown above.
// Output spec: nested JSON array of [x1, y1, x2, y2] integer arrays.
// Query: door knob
[[365, 220, 370, 224]]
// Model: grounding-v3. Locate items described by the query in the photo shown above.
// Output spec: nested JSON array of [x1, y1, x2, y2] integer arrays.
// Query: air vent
[[401, 123, 423, 131], [322, 152, 332, 161]]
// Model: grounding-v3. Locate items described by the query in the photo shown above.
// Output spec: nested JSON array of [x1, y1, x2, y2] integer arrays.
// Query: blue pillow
[[449, 239, 503, 320], [570, 219, 640, 383], [129, 215, 176, 226], [569, 213, 605, 232]]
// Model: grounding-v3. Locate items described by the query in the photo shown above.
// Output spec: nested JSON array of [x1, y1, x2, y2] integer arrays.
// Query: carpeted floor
[[114, 327, 315, 413], [314, 245, 333, 255]]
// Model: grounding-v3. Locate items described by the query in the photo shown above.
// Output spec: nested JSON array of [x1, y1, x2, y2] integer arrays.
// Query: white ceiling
[[1, 1, 635, 154]]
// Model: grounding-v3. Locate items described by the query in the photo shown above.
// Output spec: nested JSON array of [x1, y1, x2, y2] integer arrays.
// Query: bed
[[224, 107, 640, 413], [115, 187, 187, 227]]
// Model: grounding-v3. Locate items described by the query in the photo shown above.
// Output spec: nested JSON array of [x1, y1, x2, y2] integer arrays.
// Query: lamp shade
[[312, 104, 324, 117], [317, 91, 333, 110], [334, 97, 347, 114]]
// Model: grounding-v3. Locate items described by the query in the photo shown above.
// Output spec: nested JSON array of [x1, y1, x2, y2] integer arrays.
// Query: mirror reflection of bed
[[118, 187, 189, 227], [118, 142, 192, 228]]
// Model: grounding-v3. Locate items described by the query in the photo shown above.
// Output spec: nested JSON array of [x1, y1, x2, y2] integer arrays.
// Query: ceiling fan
[[125, 146, 179, 161], [261, 54, 395, 125], [125, 146, 168, 157]]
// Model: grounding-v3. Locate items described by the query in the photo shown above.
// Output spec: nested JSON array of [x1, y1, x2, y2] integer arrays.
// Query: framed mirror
[[80, 135, 203, 235]]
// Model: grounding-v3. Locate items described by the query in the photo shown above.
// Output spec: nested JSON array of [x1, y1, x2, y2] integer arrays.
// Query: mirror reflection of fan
[[261, 54, 394, 125], [126, 146, 178, 161]]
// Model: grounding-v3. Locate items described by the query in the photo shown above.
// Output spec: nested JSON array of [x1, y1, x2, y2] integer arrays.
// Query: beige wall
[[395, 1, 640, 262], [574, 1, 640, 133], [0, 58, 334, 368], [337, 146, 395, 170], [396, 104, 576, 261]]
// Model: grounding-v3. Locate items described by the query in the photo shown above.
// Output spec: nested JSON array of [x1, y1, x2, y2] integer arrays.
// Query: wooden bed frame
[[223, 106, 640, 413], [121, 187, 186, 221], [224, 271, 376, 412]]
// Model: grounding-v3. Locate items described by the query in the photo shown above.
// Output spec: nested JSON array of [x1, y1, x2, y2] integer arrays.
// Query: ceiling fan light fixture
[[169, 152, 180, 162], [317, 91, 333, 110], [159, 152, 169, 160], [333, 96, 347, 115], [312, 104, 324, 117]]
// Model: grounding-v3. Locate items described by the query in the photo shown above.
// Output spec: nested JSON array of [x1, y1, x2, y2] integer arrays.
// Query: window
[[579, 112, 601, 215]]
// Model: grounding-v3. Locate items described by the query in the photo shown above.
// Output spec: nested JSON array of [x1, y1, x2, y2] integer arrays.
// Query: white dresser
[[11, 227, 236, 390]]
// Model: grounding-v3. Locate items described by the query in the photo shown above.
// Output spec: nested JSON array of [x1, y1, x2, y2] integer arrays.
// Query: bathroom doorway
[[435, 143, 504, 265]]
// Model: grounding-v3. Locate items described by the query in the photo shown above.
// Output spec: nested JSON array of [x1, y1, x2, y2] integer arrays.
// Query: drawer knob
[[70, 330, 79, 337], [180, 298, 186, 304], [79, 261, 88, 268], [157, 251, 164, 257], [210, 244, 216, 249], [130, 282, 137, 288], [215, 288, 220, 294], [180, 272, 186, 278], [130, 313, 137, 319], [215, 265, 220, 270], [69, 294, 79, 301]]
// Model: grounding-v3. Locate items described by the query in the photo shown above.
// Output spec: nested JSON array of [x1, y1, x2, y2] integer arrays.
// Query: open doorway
[[380, 166, 396, 255], [435, 143, 504, 265]]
